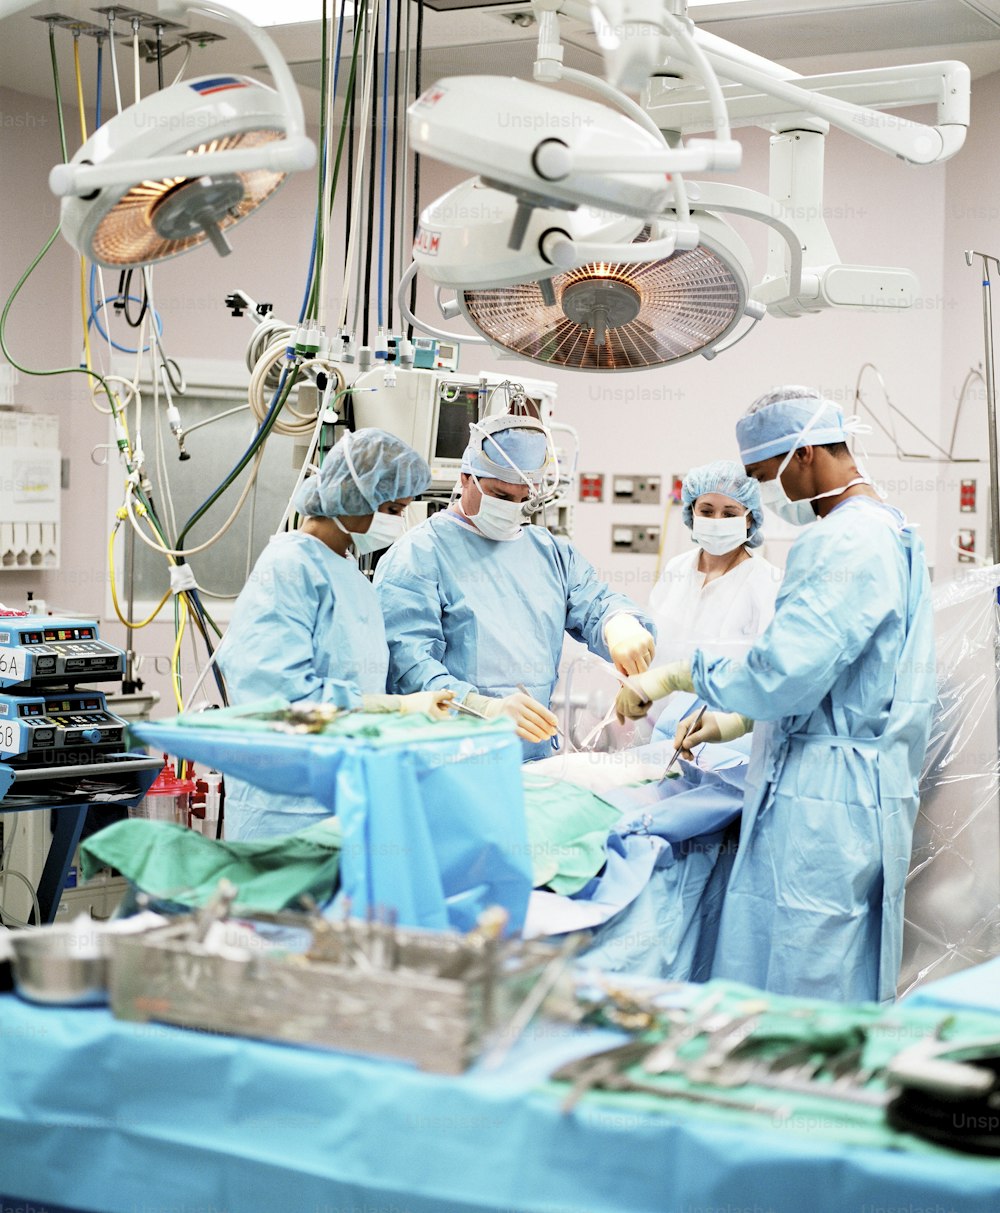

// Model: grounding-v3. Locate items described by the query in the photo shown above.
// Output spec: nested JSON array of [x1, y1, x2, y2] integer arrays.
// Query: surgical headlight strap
[[470, 417, 547, 490]]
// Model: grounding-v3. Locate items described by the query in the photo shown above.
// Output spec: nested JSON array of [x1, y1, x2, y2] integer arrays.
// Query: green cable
[[308, 0, 329, 320], [48, 22, 68, 163], [175, 365, 302, 549]]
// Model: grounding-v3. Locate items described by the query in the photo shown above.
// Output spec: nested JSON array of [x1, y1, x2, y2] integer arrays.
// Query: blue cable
[[95, 39, 103, 128], [87, 265, 163, 354], [376, 0, 390, 329]]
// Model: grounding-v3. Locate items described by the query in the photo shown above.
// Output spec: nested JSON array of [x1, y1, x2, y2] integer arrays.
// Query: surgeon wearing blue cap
[[374, 414, 657, 759], [218, 428, 455, 840], [615, 387, 935, 1003]]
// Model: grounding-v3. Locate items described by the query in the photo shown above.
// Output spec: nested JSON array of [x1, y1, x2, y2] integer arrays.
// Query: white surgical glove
[[614, 661, 694, 723], [674, 710, 752, 758], [465, 690, 559, 744], [362, 690, 455, 719], [604, 613, 656, 677]]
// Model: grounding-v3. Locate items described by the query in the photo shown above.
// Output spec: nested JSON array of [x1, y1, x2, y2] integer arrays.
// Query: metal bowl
[[8, 924, 110, 1006]]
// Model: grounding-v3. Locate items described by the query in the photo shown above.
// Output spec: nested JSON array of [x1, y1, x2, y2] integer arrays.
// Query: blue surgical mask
[[761, 445, 870, 528]]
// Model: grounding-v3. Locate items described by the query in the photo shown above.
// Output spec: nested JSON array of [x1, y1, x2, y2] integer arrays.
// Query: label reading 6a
[[0, 650, 23, 680]]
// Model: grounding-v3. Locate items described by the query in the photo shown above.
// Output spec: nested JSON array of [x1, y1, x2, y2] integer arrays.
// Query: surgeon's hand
[[673, 710, 752, 759], [614, 660, 694, 723], [467, 690, 559, 743], [361, 690, 454, 719], [604, 613, 656, 676]]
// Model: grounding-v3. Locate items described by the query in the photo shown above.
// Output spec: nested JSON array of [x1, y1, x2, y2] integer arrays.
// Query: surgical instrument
[[662, 704, 707, 778]]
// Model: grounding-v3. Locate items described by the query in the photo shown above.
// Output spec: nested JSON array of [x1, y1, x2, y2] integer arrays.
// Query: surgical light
[[46, 1, 315, 268], [457, 212, 754, 372]]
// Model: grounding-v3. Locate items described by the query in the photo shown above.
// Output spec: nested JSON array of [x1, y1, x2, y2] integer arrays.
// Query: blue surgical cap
[[736, 387, 848, 464], [461, 418, 548, 486], [293, 427, 431, 518], [682, 459, 763, 549]]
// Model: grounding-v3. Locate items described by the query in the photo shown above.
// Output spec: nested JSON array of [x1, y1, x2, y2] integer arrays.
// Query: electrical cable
[[363, 7, 379, 344], [95, 35, 104, 128], [106, 10, 123, 115], [109, 524, 171, 627], [48, 22, 68, 163], [388, 0, 402, 331], [339, 1, 381, 333], [407, 0, 424, 339], [298, 0, 329, 325], [170, 42, 192, 86], [88, 266, 163, 353], [156, 23, 164, 91], [399, 0, 412, 301], [377, 0, 391, 330]]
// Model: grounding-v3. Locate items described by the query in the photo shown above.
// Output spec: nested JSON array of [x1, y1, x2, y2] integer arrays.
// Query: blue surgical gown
[[693, 499, 935, 1003], [217, 532, 389, 840], [374, 510, 655, 759]]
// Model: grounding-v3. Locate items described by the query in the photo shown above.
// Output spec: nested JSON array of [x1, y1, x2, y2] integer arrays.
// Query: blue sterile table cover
[[904, 956, 1000, 1017], [2, 989, 1000, 1213], [130, 715, 530, 935]]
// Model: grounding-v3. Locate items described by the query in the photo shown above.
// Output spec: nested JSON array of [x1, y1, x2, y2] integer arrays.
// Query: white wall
[[0, 67, 991, 718], [938, 69, 1000, 573]]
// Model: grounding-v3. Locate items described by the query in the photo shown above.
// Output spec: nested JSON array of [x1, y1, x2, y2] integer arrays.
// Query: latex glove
[[604, 613, 656, 677], [465, 690, 559, 744], [361, 690, 455, 719], [673, 710, 752, 759], [614, 660, 694, 723]]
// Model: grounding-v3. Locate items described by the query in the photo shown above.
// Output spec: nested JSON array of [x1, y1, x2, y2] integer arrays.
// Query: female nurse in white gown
[[649, 460, 782, 678]]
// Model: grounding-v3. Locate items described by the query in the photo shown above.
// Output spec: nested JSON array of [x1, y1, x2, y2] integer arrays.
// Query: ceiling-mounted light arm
[[49, 0, 315, 198], [532, 137, 739, 179], [398, 262, 490, 346], [678, 36, 968, 165], [686, 181, 804, 302], [532, 3, 696, 221], [535, 0, 737, 173], [540, 221, 697, 270]]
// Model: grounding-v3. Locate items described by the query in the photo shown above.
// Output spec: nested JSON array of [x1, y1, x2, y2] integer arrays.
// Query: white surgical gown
[[694, 499, 935, 1003], [649, 547, 783, 663], [217, 532, 389, 840], [374, 510, 656, 759]]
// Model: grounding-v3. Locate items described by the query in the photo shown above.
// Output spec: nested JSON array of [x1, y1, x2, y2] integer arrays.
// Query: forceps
[[662, 704, 708, 778], [445, 699, 490, 720]]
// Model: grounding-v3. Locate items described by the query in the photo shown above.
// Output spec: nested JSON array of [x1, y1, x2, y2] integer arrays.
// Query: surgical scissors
[[444, 699, 490, 720]]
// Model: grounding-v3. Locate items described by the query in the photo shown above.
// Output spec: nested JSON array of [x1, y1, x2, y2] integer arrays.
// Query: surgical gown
[[374, 510, 655, 759], [693, 499, 935, 1003], [649, 547, 783, 663], [217, 532, 389, 840]]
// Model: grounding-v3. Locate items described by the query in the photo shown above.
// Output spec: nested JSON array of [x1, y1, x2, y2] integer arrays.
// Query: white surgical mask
[[751, 398, 875, 528], [334, 510, 405, 555], [691, 515, 748, 555], [761, 448, 870, 528], [467, 474, 525, 541]]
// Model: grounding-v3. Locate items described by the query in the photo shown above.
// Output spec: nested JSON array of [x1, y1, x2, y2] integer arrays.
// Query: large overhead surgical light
[[43, 0, 315, 268], [410, 179, 755, 370], [402, 0, 970, 373]]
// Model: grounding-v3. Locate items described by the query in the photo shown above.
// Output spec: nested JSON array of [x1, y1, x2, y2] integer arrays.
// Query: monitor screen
[[434, 390, 479, 461]]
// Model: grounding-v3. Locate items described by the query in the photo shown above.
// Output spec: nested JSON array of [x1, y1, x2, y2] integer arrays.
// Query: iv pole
[[966, 250, 1000, 564]]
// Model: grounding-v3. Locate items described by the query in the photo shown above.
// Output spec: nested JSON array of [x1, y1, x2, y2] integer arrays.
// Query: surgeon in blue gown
[[374, 414, 657, 759], [616, 387, 936, 1003], [218, 428, 454, 841]]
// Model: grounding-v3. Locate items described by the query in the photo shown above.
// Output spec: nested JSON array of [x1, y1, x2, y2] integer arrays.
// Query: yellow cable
[[73, 37, 87, 143], [108, 523, 171, 628], [72, 39, 95, 375], [170, 595, 188, 712]]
